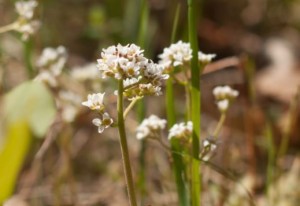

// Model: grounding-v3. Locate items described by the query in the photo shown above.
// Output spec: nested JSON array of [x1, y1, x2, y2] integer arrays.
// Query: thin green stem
[[171, 3, 181, 45], [124, 97, 141, 119], [188, 0, 201, 205], [117, 80, 137, 206], [265, 122, 275, 205], [23, 38, 34, 78], [0, 22, 17, 34], [212, 113, 226, 137], [167, 3, 189, 206], [278, 87, 300, 158], [136, 1, 149, 204]]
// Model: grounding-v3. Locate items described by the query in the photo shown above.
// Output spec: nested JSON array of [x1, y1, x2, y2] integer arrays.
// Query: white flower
[[136, 115, 167, 140], [37, 46, 67, 76], [15, 0, 38, 20], [123, 76, 142, 88], [158, 40, 192, 68], [92, 113, 113, 133], [62, 105, 78, 123], [34, 71, 57, 87], [57, 91, 82, 123], [217, 99, 229, 112], [201, 139, 217, 161], [144, 62, 169, 85], [14, 1, 39, 40], [15, 20, 40, 41], [70, 63, 99, 81], [213, 85, 239, 100], [168, 121, 193, 140], [198, 51, 216, 63], [82, 93, 105, 111], [97, 43, 147, 80]]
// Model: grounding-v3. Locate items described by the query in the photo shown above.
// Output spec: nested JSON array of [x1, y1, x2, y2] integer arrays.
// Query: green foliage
[[0, 80, 56, 202], [0, 122, 31, 203], [4, 80, 56, 137]]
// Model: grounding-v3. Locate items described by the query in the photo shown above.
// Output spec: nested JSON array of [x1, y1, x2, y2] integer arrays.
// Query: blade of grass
[[167, 3, 189, 206], [187, 0, 201, 205], [136, 0, 149, 204], [278, 87, 300, 159], [23, 38, 34, 78], [264, 121, 275, 205]]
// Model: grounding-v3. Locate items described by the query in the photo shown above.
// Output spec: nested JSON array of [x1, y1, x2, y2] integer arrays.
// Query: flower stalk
[[0, 23, 17, 34], [117, 80, 137, 206], [188, 0, 201, 205]]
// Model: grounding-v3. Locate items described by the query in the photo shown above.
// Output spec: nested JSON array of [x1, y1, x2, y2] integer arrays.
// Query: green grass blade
[[187, 0, 201, 205], [136, 0, 149, 204], [166, 3, 189, 206], [0, 122, 31, 203]]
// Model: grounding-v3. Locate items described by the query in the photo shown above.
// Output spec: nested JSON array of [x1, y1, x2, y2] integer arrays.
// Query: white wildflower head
[[15, 0, 38, 19], [57, 91, 82, 123], [168, 121, 193, 140], [92, 112, 113, 133], [70, 63, 99, 81], [198, 51, 216, 64], [158, 40, 192, 70], [82, 93, 105, 111], [34, 71, 57, 87], [97, 43, 168, 100], [213, 85, 239, 113], [14, 0, 40, 40], [200, 139, 217, 161], [15, 20, 40, 41], [136, 115, 167, 140], [217, 99, 229, 113], [213, 85, 239, 100], [37, 46, 67, 76], [97, 43, 147, 80]]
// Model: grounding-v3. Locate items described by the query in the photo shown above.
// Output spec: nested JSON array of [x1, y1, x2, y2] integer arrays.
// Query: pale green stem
[[212, 113, 226, 137], [0, 22, 17, 34], [123, 97, 141, 119], [117, 80, 138, 206], [188, 0, 201, 205]]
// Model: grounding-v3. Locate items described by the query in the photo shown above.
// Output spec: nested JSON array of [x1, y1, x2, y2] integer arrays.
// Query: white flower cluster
[[82, 93, 113, 133], [158, 40, 216, 71], [136, 115, 167, 140], [57, 91, 82, 123], [200, 139, 217, 161], [198, 51, 216, 64], [14, 0, 40, 40], [97, 44, 169, 99], [159, 40, 192, 68], [168, 121, 193, 140], [70, 63, 99, 82], [35, 46, 67, 87], [213, 85, 239, 113]]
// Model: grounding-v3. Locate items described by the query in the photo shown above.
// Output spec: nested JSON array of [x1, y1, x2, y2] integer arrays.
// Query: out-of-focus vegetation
[[0, 0, 300, 205]]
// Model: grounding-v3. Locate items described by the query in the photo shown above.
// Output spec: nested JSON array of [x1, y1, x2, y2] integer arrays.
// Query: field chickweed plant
[[81, 41, 238, 206], [2, 0, 299, 206]]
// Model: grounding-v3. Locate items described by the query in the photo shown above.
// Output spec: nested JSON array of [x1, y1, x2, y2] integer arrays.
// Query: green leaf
[[4, 80, 56, 137], [0, 122, 31, 203]]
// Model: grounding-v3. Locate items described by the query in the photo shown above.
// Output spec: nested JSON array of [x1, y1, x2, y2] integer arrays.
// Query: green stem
[[0, 22, 17, 34], [188, 0, 201, 205], [265, 122, 275, 204], [212, 113, 226, 137], [278, 87, 300, 158], [117, 80, 137, 206], [23, 38, 34, 78], [124, 97, 141, 119], [136, 0, 149, 204], [167, 3, 189, 206]]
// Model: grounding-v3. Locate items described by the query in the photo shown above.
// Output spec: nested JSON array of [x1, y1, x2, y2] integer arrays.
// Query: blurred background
[[0, 0, 300, 205]]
